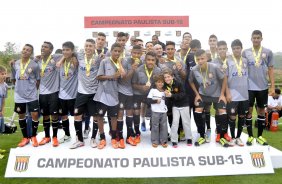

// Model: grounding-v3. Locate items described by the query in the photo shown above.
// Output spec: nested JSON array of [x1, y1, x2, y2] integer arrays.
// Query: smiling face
[[232, 46, 242, 58], [84, 41, 95, 56], [155, 79, 164, 90], [0, 70, 7, 82], [145, 55, 156, 69], [21, 45, 33, 59], [217, 44, 228, 59], [41, 43, 52, 58], [163, 73, 173, 85], [111, 46, 122, 61]]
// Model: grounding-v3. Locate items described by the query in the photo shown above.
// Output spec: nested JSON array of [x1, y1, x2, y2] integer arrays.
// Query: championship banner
[[84, 16, 189, 28], [5, 146, 273, 178]]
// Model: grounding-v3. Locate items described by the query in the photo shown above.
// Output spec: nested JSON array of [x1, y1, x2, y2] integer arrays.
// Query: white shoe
[[228, 138, 236, 147], [83, 128, 91, 139], [69, 140, 84, 149], [59, 135, 71, 144], [205, 129, 211, 143], [90, 138, 97, 148], [235, 138, 244, 146]]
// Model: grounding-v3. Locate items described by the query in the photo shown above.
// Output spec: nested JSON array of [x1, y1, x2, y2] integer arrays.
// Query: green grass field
[[0, 89, 282, 184]]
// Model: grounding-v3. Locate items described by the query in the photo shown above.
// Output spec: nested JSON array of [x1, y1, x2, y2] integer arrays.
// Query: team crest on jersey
[[173, 65, 176, 70], [50, 59, 55, 64], [119, 103, 124, 109], [99, 109, 104, 115], [231, 108, 235, 114], [28, 68, 32, 74], [59, 109, 62, 114], [250, 152, 265, 168], [74, 108, 78, 114], [16, 107, 21, 112], [208, 73, 213, 79], [134, 103, 138, 108], [174, 88, 178, 93], [14, 156, 30, 172], [195, 101, 200, 106], [261, 53, 266, 59], [41, 109, 44, 114]]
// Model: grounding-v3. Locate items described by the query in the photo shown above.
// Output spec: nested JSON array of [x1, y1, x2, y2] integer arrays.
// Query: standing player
[[37, 41, 62, 147], [242, 30, 275, 146], [95, 32, 108, 56], [12, 44, 40, 147], [57, 42, 78, 146], [207, 34, 218, 61]]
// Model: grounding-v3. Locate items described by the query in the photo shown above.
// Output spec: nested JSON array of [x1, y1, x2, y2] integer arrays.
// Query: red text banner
[[84, 16, 189, 28]]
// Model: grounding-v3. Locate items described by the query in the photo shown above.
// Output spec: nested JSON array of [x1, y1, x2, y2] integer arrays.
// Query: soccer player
[[57, 42, 78, 145], [189, 49, 229, 147], [70, 39, 102, 149], [242, 30, 275, 146], [95, 32, 108, 56], [225, 39, 249, 146], [12, 44, 40, 147], [93, 43, 125, 149], [132, 51, 161, 143], [37, 41, 62, 147], [207, 34, 218, 61]]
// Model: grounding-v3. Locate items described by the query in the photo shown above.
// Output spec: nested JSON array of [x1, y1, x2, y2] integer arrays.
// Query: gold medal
[[232, 55, 243, 77], [41, 55, 52, 77], [40, 73, 44, 77], [85, 54, 94, 77], [222, 64, 227, 69], [20, 59, 30, 80], [146, 81, 151, 87], [86, 71, 90, 77], [64, 59, 71, 79], [20, 75, 25, 80], [252, 46, 262, 68], [255, 62, 260, 67]]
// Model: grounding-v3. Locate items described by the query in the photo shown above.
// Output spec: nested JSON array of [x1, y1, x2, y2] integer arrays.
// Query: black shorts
[[14, 100, 39, 114], [118, 92, 133, 110], [249, 89, 268, 108], [133, 94, 147, 110], [74, 93, 98, 116], [227, 100, 249, 116], [39, 92, 59, 116], [96, 102, 118, 117], [195, 95, 226, 110], [59, 98, 75, 116]]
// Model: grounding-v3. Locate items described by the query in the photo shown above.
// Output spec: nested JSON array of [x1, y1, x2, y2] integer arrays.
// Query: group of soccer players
[[10, 30, 274, 149]]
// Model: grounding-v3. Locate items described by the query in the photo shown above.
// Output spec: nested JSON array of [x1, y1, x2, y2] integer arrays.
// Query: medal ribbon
[[95, 48, 104, 56], [20, 59, 31, 77], [84, 54, 94, 74], [166, 80, 173, 92], [200, 64, 209, 92], [232, 55, 243, 77], [64, 59, 71, 78], [110, 57, 120, 70], [41, 55, 52, 76], [252, 46, 262, 66], [144, 64, 153, 82]]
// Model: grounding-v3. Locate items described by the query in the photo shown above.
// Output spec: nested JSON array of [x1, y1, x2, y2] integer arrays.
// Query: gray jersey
[[39, 54, 61, 94], [93, 57, 119, 106], [59, 61, 78, 100], [77, 53, 101, 94], [162, 57, 186, 82], [0, 82, 8, 98], [189, 62, 224, 97], [118, 57, 135, 96], [132, 64, 161, 95], [226, 56, 249, 101], [212, 57, 228, 74], [13, 59, 40, 103], [242, 47, 274, 90]]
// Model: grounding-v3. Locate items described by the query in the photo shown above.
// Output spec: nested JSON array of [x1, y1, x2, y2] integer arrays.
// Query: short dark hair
[[146, 41, 153, 46], [165, 41, 175, 47], [190, 39, 201, 49], [252, 30, 262, 37], [231, 39, 243, 49], [98, 32, 106, 37], [0, 65, 7, 73], [152, 35, 158, 39], [153, 74, 164, 82], [44, 41, 54, 51], [209, 34, 217, 40], [111, 43, 122, 51], [55, 49, 62, 54], [117, 32, 126, 38], [25, 44, 34, 54], [135, 38, 143, 42], [182, 32, 192, 39], [86, 39, 95, 45], [132, 45, 142, 50], [62, 41, 75, 50], [195, 49, 206, 57], [217, 40, 227, 47], [275, 88, 281, 95], [145, 51, 156, 60]]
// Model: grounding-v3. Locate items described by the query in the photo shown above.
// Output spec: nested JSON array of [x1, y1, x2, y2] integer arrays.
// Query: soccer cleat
[[59, 135, 71, 144], [97, 139, 106, 149], [219, 138, 229, 147], [141, 122, 146, 132], [205, 129, 211, 143], [246, 136, 254, 146], [111, 139, 119, 149], [135, 135, 141, 144], [90, 138, 97, 148], [235, 138, 244, 146], [39, 137, 51, 145], [224, 133, 231, 142], [256, 136, 268, 146], [52, 137, 59, 147], [118, 139, 126, 149], [126, 136, 137, 146], [228, 138, 236, 147], [31, 137, 39, 147], [161, 143, 168, 148], [69, 140, 84, 149], [172, 142, 178, 148], [195, 137, 206, 146], [0, 149, 6, 154], [187, 139, 193, 146], [152, 143, 158, 148], [18, 138, 30, 147], [216, 134, 220, 142], [83, 128, 91, 139], [179, 130, 186, 141]]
